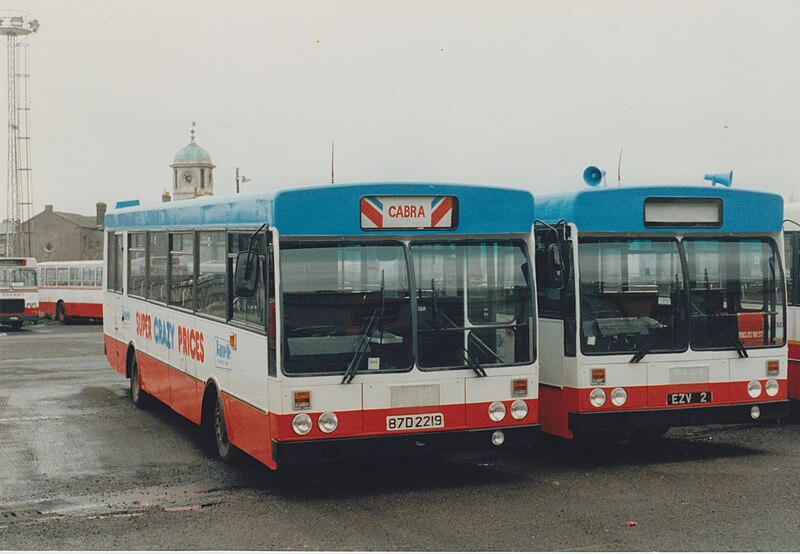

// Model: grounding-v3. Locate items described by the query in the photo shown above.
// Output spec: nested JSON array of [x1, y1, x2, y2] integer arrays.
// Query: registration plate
[[386, 413, 444, 431], [667, 392, 712, 405]]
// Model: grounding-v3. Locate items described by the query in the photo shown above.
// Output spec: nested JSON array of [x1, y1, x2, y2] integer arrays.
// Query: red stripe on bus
[[540, 380, 788, 439], [360, 198, 383, 228], [40, 301, 102, 319], [789, 360, 800, 401], [431, 197, 452, 227]]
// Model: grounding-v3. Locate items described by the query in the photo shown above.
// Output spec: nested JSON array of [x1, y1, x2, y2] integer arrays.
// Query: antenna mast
[[331, 141, 335, 184], [617, 148, 623, 186], [1, 12, 39, 257]]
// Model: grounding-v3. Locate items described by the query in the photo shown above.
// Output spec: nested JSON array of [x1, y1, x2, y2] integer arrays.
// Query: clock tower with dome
[[170, 123, 216, 201]]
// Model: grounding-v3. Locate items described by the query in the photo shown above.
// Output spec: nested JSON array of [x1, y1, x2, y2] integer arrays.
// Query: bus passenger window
[[785, 232, 796, 306], [169, 233, 195, 310], [147, 232, 168, 303], [128, 232, 146, 298], [197, 231, 227, 319]]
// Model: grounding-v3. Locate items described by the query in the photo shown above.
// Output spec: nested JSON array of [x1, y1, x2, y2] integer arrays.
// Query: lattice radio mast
[[1, 12, 38, 257]]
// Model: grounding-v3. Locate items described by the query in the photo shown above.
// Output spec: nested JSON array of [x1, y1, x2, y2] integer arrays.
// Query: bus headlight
[[611, 387, 627, 407], [291, 413, 312, 435], [488, 401, 507, 422], [510, 399, 528, 420], [765, 379, 779, 397], [318, 411, 339, 434], [747, 380, 762, 399], [589, 388, 606, 407]]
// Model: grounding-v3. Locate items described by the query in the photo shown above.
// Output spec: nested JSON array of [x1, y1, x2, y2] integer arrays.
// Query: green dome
[[174, 138, 212, 164]]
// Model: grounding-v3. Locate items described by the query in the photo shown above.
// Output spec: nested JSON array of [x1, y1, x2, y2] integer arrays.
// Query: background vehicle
[[535, 184, 788, 439], [103, 183, 540, 470], [781, 204, 800, 410], [0, 257, 38, 331], [38, 260, 103, 323]]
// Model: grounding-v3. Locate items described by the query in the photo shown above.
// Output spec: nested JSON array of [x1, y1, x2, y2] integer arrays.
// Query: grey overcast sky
[[2, 0, 800, 217]]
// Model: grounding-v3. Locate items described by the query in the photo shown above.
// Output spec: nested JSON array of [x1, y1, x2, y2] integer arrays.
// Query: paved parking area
[[1, 324, 799, 551]]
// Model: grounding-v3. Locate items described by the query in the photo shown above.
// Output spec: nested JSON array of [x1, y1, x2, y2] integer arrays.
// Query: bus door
[[104, 232, 127, 372]]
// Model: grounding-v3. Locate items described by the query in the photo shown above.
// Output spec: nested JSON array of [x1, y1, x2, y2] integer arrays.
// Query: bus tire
[[9, 321, 22, 331], [213, 394, 239, 464], [56, 301, 69, 324], [129, 352, 149, 408]]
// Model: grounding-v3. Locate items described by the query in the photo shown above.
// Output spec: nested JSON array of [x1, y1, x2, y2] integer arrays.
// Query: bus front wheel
[[56, 301, 69, 324], [9, 321, 22, 331], [213, 395, 239, 464], [130, 353, 149, 408]]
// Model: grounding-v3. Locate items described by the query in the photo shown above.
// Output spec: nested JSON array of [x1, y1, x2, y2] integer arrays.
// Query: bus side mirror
[[548, 243, 565, 289], [234, 251, 260, 298]]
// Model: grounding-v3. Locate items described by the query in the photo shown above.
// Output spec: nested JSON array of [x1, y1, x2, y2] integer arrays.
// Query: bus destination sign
[[360, 196, 457, 230]]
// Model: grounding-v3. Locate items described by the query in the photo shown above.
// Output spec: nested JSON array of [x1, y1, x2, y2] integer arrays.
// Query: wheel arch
[[125, 341, 137, 379], [201, 378, 222, 431]]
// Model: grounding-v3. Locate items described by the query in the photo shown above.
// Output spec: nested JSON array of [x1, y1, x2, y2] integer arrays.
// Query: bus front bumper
[[0, 314, 37, 323], [272, 424, 541, 465], [568, 400, 790, 434]]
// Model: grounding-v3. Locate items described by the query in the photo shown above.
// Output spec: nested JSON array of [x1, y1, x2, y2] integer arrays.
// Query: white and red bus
[[0, 257, 39, 331], [534, 185, 789, 439], [38, 260, 103, 323], [781, 204, 800, 411], [103, 184, 540, 469]]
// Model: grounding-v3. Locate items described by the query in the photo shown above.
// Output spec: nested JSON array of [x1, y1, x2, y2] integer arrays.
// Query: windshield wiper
[[629, 310, 676, 364], [341, 272, 385, 384], [430, 280, 487, 377], [694, 303, 748, 358]]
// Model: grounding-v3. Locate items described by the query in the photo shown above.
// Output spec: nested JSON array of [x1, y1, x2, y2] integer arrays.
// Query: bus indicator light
[[229, 332, 237, 350], [294, 391, 311, 410], [512, 379, 528, 397], [591, 368, 606, 385], [767, 360, 779, 376]]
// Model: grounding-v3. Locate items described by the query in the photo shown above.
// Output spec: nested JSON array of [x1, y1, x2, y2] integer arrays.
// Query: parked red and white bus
[[535, 183, 789, 439], [103, 184, 540, 470], [38, 260, 103, 323], [0, 257, 39, 331], [781, 203, 800, 410]]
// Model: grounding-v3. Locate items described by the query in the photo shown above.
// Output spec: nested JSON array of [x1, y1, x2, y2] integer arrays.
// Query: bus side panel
[[40, 301, 56, 318], [539, 385, 574, 439], [104, 334, 126, 377], [137, 350, 170, 402], [789, 340, 800, 401], [65, 301, 103, 319], [170, 370, 201, 425], [222, 392, 276, 469]]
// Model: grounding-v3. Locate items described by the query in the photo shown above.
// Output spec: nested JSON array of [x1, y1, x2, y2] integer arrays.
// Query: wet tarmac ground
[[1, 323, 799, 551]]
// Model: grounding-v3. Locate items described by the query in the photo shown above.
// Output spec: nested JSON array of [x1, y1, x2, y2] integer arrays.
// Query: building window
[[200, 169, 205, 189]]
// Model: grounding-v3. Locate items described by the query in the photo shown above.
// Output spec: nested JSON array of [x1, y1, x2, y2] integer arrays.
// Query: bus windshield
[[0, 268, 37, 289], [685, 238, 785, 350], [281, 241, 413, 375], [578, 238, 687, 356], [412, 240, 535, 370]]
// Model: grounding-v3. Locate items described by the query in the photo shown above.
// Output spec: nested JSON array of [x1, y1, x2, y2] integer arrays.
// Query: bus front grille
[[390, 384, 440, 408]]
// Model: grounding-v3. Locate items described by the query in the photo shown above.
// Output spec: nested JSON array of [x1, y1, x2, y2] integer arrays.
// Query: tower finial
[[191, 121, 196, 142]]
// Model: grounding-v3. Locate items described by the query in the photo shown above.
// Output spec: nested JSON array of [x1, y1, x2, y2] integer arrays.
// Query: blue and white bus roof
[[536, 185, 783, 234], [105, 182, 535, 236]]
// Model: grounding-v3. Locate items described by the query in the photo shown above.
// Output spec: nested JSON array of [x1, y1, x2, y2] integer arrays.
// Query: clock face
[[181, 171, 194, 185]]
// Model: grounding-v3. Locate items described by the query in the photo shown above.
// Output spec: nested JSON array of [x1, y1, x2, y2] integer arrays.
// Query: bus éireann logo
[[360, 196, 455, 230], [215, 337, 232, 370]]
